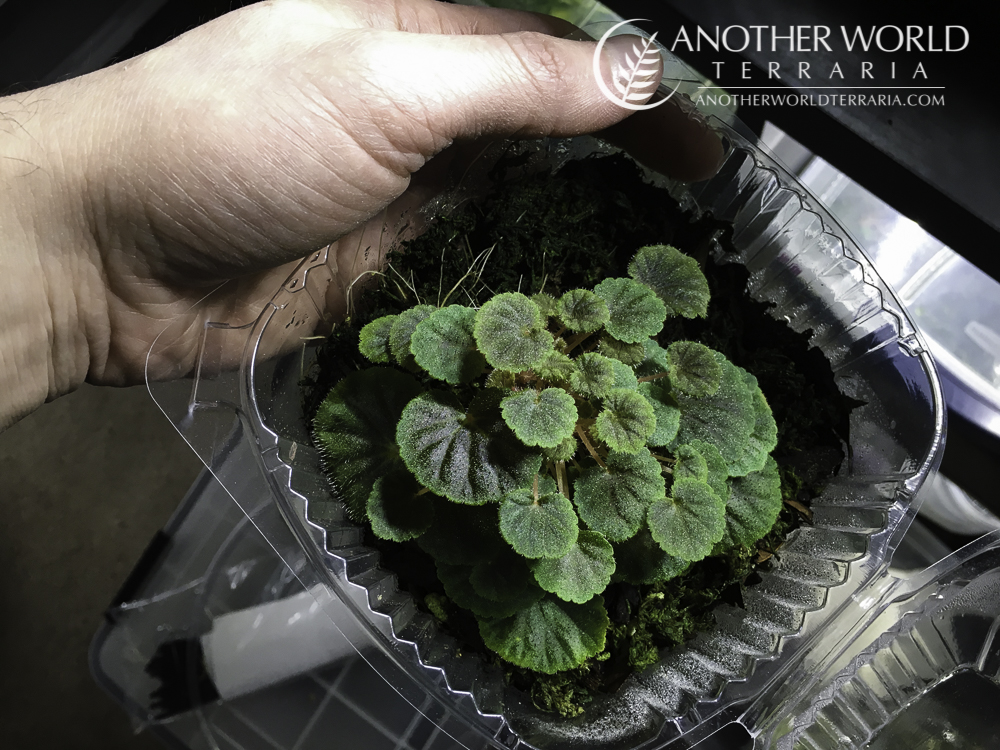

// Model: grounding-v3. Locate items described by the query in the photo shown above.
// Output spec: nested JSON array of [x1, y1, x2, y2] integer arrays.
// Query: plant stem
[[565, 330, 594, 353], [556, 460, 569, 498], [533, 474, 539, 503], [575, 424, 606, 469], [637, 371, 670, 383], [415, 487, 432, 496]]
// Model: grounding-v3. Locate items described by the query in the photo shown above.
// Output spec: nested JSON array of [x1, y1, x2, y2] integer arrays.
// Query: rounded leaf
[[366, 469, 434, 542], [613, 529, 690, 585], [690, 439, 730, 502], [471, 547, 541, 601], [666, 341, 722, 397], [558, 289, 610, 333], [418, 499, 503, 565], [534, 351, 576, 383], [635, 339, 671, 379], [673, 443, 708, 483], [638, 381, 680, 447], [726, 369, 779, 477], [593, 277, 666, 344], [544, 436, 578, 462], [389, 305, 436, 369], [609, 359, 639, 390], [397, 391, 541, 505], [572, 449, 665, 541], [673, 352, 756, 475], [474, 292, 554, 371], [501, 388, 578, 448], [628, 244, 710, 319], [358, 315, 397, 363], [570, 353, 615, 399], [313, 368, 423, 519], [599, 336, 646, 365], [437, 561, 544, 619], [479, 595, 609, 674], [411, 305, 486, 384], [530, 531, 615, 603], [594, 389, 656, 454], [500, 486, 579, 559], [647, 478, 726, 562], [718, 455, 782, 550], [532, 292, 560, 318]]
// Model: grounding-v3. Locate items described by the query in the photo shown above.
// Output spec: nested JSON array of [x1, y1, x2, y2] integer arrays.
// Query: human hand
[[0, 0, 722, 429]]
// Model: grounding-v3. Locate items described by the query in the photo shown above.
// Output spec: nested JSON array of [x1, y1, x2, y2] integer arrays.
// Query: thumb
[[345, 29, 662, 150]]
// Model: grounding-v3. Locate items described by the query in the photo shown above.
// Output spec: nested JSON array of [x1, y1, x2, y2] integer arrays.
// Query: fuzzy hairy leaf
[[673, 443, 708, 483], [471, 547, 540, 601], [437, 562, 544, 619], [594, 389, 656, 454], [389, 305, 435, 369], [366, 469, 434, 542], [690, 439, 729, 502], [718, 456, 782, 550], [638, 381, 680, 448], [609, 359, 639, 390], [418, 499, 503, 565], [628, 244, 710, 319], [500, 484, 579, 559], [666, 341, 722, 397], [647, 478, 726, 562], [573, 449, 665, 541], [593, 277, 666, 344], [570, 353, 616, 399], [544, 437, 578, 462], [534, 351, 576, 383], [530, 531, 615, 603], [599, 336, 646, 365], [358, 315, 397, 364], [532, 292, 560, 318], [634, 339, 670, 379], [313, 368, 423, 519], [613, 529, 690, 585], [485, 370, 516, 390], [474, 292, 554, 371], [502, 388, 578, 448], [411, 305, 486, 385], [673, 352, 756, 475], [558, 289, 610, 333], [479, 594, 608, 674], [397, 391, 541, 505], [725, 370, 779, 477]]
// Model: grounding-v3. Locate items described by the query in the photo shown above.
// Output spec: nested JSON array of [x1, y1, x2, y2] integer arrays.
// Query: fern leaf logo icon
[[592, 20, 679, 111]]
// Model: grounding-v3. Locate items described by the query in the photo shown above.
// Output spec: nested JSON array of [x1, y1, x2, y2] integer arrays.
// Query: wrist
[[0, 87, 110, 429]]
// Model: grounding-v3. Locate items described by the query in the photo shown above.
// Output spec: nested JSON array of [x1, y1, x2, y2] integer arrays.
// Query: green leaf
[[666, 341, 722, 397], [718, 456, 782, 550], [673, 352, 756, 475], [725, 369, 779, 477], [499, 483, 579, 559], [389, 305, 435, 370], [647, 478, 726, 562], [397, 391, 541, 505], [501, 388, 578, 448], [557, 289, 610, 333], [673, 443, 708, 483], [313, 368, 423, 519], [471, 546, 541, 601], [534, 351, 576, 383], [410, 305, 486, 385], [612, 529, 690, 585], [544, 437, 577, 462], [478, 594, 609, 674], [634, 339, 671, 379], [485, 370, 516, 390], [609, 359, 639, 390], [358, 315, 397, 364], [572, 449, 665, 541], [594, 389, 656, 454], [437, 561, 544, 619], [418, 499, 503, 565], [366, 469, 434, 542], [530, 531, 615, 603], [689, 439, 729, 502], [474, 292, 554, 371], [638, 381, 680, 447], [569, 353, 615, 399], [593, 277, 666, 344], [598, 336, 646, 365], [532, 292, 560, 318], [628, 245, 710, 319]]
